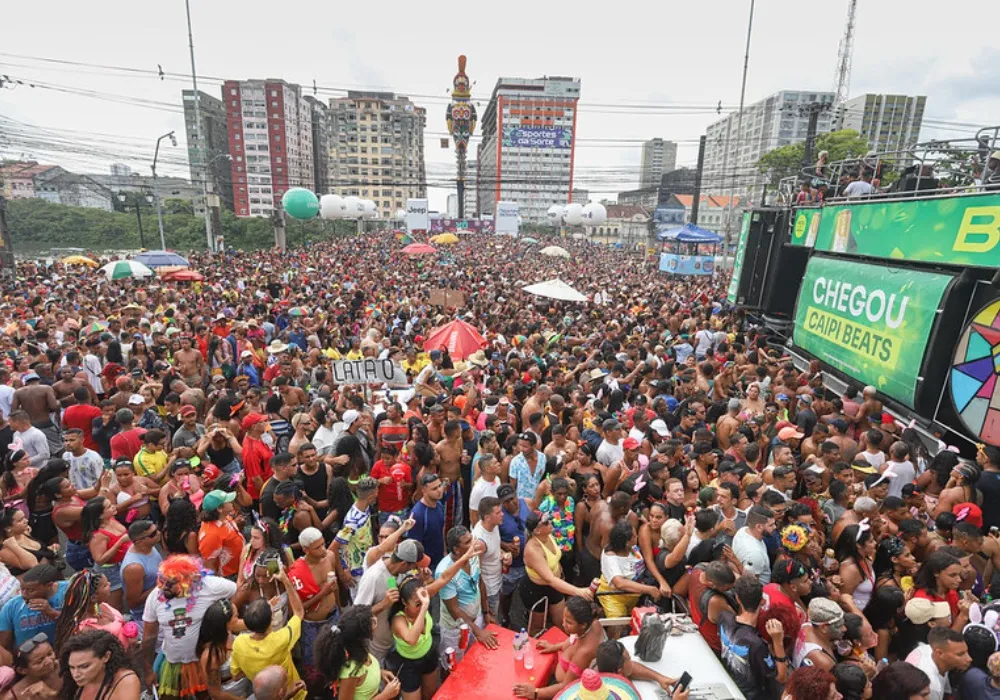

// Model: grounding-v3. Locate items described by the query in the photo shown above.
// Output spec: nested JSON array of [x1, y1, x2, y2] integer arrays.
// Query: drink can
[[590, 578, 600, 595], [327, 571, 336, 584], [513, 536, 520, 549], [459, 623, 470, 649], [502, 553, 511, 575], [445, 647, 456, 670]]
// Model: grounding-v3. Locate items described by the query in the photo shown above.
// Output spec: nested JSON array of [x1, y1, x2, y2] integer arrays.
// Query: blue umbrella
[[133, 250, 190, 268]]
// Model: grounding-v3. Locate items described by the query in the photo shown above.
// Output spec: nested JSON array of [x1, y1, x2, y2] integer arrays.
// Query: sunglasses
[[18, 632, 49, 654], [138, 527, 159, 540]]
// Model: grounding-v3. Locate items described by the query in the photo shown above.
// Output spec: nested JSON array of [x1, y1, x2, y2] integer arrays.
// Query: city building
[[0, 162, 64, 199], [476, 76, 581, 223], [36, 173, 113, 211], [182, 89, 234, 214], [571, 188, 589, 204], [665, 194, 743, 239], [109, 163, 132, 177], [327, 91, 426, 218], [590, 204, 651, 244], [704, 90, 836, 196], [304, 96, 330, 194], [222, 79, 315, 218], [87, 167, 203, 212], [618, 167, 699, 208], [463, 159, 477, 216], [838, 93, 926, 155], [640, 138, 677, 188]]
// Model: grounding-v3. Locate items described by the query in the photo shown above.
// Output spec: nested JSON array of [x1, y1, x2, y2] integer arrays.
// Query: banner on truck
[[792, 256, 952, 408]]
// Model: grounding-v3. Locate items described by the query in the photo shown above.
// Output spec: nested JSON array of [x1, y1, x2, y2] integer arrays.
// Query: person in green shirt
[[314, 604, 401, 700]]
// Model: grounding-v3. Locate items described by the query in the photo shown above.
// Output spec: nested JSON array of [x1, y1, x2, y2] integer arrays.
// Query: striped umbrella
[[101, 260, 154, 281], [287, 307, 310, 318]]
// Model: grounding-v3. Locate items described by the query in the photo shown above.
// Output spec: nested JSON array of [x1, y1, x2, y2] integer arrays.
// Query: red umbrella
[[424, 319, 487, 360], [402, 243, 437, 255], [162, 269, 205, 281]]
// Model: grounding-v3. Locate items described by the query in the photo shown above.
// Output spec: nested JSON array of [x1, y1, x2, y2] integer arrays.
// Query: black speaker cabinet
[[734, 208, 790, 310]]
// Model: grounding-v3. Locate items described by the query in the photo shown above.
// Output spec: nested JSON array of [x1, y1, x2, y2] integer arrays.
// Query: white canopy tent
[[521, 279, 589, 302]]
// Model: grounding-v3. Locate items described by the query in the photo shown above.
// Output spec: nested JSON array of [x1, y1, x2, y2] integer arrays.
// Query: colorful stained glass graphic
[[950, 299, 1000, 445]]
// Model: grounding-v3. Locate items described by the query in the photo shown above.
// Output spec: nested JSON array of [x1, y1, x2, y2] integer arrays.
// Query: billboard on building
[[502, 126, 572, 149]]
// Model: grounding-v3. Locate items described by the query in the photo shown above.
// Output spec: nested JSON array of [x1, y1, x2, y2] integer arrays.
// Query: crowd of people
[[0, 231, 996, 700]]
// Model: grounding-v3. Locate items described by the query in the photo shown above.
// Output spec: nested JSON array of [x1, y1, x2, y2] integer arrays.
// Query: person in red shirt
[[370, 442, 413, 522], [61, 386, 103, 452], [110, 408, 147, 461], [241, 412, 274, 502]]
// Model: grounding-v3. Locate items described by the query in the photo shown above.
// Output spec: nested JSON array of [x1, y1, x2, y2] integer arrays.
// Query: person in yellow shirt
[[231, 565, 307, 700], [401, 347, 430, 378], [133, 430, 169, 483]]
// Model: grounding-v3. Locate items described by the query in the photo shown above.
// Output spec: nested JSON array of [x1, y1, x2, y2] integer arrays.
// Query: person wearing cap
[[198, 490, 244, 578], [236, 349, 262, 387], [171, 404, 206, 450], [242, 412, 274, 502], [509, 431, 546, 502], [355, 538, 430, 662], [10, 371, 60, 454], [791, 597, 846, 670], [905, 626, 972, 700]]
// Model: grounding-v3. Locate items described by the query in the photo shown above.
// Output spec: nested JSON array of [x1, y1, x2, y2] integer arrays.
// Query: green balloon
[[282, 188, 319, 220]]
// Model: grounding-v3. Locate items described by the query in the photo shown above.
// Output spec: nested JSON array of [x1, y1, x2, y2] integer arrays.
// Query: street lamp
[[117, 192, 149, 250], [151, 131, 177, 250]]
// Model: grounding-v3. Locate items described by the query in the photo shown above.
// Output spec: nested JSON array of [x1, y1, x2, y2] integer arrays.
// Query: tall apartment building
[[304, 96, 330, 194], [222, 79, 315, 218], [704, 90, 836, 196], [463, 159, 477, 217], [183, 89, 234, 213], [838, 93, 926, 155], [476, 76, 581, 223], [640, 138, 677, 188], [327, 91, 426, 218]]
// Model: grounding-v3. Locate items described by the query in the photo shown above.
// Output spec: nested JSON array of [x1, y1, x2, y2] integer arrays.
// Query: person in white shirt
[[844, 172, 876, 198], [469, 454, 501, 526], [732, 505, 776, 584], [883, 440, 916, 499], [904, 627, 972, 700], [83, 339, 105, 397], [8, 411, 50, 468], [596, 419, 625, 467], [0, 368, 14, 420], [694, 325, 715, 360], [472, 495, 505, 620]]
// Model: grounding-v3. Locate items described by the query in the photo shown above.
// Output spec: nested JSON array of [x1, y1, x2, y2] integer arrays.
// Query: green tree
[[757, 129, 870, 188], [5, 198, 361, 254]]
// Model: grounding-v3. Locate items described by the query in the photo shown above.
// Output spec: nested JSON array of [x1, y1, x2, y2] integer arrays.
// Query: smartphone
[[672, 672, 692, 694]]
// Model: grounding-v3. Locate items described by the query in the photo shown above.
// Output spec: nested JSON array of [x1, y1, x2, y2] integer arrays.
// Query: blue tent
[[655, 223, 723, 243]]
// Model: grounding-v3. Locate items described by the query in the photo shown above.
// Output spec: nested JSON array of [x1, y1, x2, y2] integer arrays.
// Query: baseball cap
[[342, 409, 360, 428], [128, 394, 145, 406], [905, 598, 951, 625], [777, 426, 805, 441], [497, 484, 516, 501], [650, 419, 670, 437], [180, 405, 197, 416], [202, 463, 221, 482], [622, 437, 640, 450], [776, 393, 790, 402], [21, 371, 39, 383], [483, 396, 500, 414], [240, 350, 253, 359], [241, 412, 268, 431], [602, 418, 621, 431], [395, 539, 431, 568], [851, 460, 878, 475], [201, 489, 236, 513]]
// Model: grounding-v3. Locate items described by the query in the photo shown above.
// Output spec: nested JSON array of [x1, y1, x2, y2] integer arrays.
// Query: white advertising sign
[[495, 201, 520, 235], [405, 199, 430, 231]]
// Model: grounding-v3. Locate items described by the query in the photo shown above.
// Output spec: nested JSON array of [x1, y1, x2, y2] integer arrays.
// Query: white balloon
[[320, 194, 346, 220], [394, 209, 407, 222], [563, 202, 584, 226], [361, 200, 378, 219], [343, 196, 362, 219], [582, 202, 608, 226], [546, 205, 564, 223]]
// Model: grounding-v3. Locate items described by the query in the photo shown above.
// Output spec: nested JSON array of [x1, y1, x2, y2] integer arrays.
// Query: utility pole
[[0, 195, 13, 279], [185, 0, 214, 252], [723, 0, 755, 261], [800, 101, 832, 170], [691, 135, 707, 225], [272, 208, 286, 253], [152, 131, 175, 250]]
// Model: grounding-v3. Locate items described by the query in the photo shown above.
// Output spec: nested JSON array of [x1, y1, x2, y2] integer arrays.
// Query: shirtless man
[[828, 419, 859, 464], [852, 386, 882, 437], [521, 384, 552, 433], [544, 424, 578, 464], [716, 398, 742, 450], [426, 404, 446, 442], [274, 377, 307, 415], [592, 492, 639, 557], [11, 371, 61, 453], [172, 336, 205, 389], [436, 420, 465, 530], [288, 527, 339, 689], [52, 366, 94, 408]]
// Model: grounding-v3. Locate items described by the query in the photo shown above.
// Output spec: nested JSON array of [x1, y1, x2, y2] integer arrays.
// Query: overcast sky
[[2, 0, 998, 211]]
